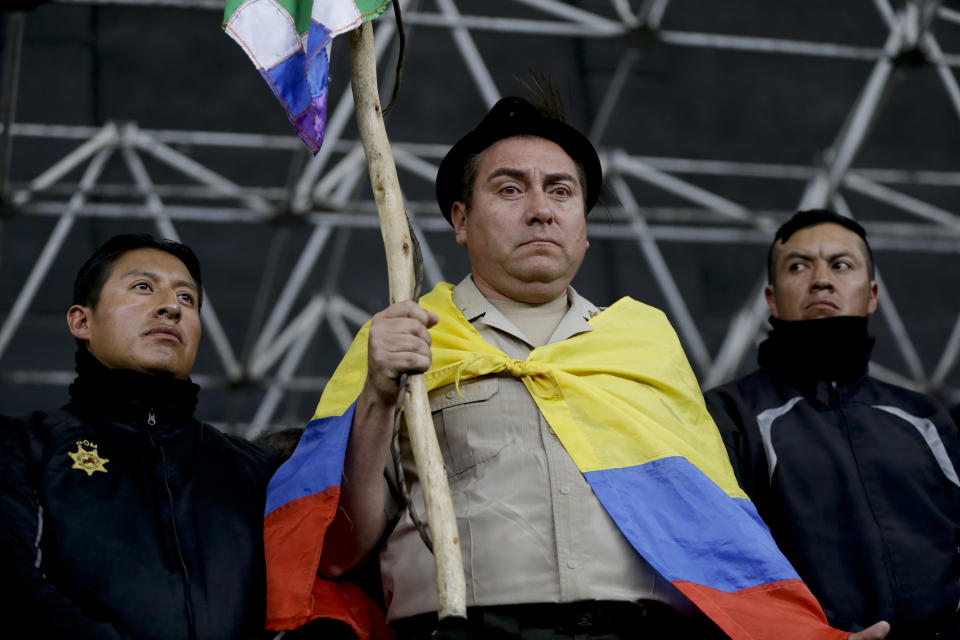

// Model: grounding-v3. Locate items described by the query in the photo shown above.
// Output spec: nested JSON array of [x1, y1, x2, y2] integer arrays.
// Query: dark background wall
[[2, 1, 959, 434]]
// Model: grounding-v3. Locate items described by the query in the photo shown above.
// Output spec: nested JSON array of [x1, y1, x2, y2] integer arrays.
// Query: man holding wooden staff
[[270, 96, 889, 640]]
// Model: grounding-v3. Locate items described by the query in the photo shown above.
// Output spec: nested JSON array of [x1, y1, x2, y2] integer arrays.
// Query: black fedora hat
[[435, 96, 602, 224]]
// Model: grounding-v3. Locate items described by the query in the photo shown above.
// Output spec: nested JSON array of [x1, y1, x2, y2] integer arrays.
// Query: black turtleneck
[[3, 349, 278, 640], [67, 348, 200, 427], [758, 315, 875, 387]]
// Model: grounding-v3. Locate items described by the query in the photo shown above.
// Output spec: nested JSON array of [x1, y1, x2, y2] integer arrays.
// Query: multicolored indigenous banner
[[265, 281, 852, 639], [223, 0, 392, 153]]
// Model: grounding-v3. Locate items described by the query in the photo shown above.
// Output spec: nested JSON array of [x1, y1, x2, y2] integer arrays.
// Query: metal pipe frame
[[248, 224, 333, 374], [589, 48, 640, 144], [14, 199, 960, 249], [119, 139, 243, 379], [832, 195, 927, 385], [0, 12, 25, 197], [0, 143, 115, 359], [706, 4, 944, 387], [610, 173, 712, 372], [292, 9, 403, 213], [3, 0, 959, 432], [435, 0, 500, 107]]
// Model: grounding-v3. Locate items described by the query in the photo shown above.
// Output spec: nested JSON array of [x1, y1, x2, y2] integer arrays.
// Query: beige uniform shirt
[[379, 276, 694, 621]]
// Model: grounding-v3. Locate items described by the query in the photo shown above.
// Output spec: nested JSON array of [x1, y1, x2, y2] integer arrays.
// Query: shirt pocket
[[429, 377, 501, 478]]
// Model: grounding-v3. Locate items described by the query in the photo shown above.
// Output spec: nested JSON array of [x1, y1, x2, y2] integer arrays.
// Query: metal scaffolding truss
[[2, 0, 959, 435]]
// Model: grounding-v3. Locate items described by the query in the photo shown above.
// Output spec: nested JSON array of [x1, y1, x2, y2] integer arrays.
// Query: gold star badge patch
[[68, 441, 109, 476]]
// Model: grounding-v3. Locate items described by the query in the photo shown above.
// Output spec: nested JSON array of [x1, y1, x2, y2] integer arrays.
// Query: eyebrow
[[121, 269, 198, 292], [782, 250, 858, 263], [486, 167, 579, 186]]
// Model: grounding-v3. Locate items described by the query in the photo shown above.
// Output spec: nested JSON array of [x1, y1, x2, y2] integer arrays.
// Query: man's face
[[450, 136, 589, 303], [67, 248, 202, 379], [765, 222, 878, 321]]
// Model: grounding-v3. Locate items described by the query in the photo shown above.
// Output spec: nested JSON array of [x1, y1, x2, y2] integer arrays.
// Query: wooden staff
[[348, 21, 467, 621]]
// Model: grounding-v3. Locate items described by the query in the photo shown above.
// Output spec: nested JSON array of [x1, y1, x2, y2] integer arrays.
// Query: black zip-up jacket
[[0, 350, 281, 639], [705, 316, 960, 638]]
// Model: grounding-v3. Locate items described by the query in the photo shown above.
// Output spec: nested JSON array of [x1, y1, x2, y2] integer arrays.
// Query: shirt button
[[567, 560, 577, 569], [444, 390, 456, 400], [559, 486, 570, 495]]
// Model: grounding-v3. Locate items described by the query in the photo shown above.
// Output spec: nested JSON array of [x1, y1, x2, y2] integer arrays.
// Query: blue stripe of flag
[[264, 402, 356, 516], [585, 456, 799, 592]]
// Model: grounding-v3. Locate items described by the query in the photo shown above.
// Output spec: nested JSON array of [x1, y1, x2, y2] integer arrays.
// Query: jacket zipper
[[831, 380, 904, 611], [146, 409, 197, 640]]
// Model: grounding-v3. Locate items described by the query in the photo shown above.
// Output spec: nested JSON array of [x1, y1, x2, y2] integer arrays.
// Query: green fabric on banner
[[275, 0, 312, 35], [221, 0, 244, 24], [356, 0, 392, 20]]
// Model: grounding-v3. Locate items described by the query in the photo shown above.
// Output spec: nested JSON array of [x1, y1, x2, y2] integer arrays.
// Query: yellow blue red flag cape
[[265, 282, 849, 639]]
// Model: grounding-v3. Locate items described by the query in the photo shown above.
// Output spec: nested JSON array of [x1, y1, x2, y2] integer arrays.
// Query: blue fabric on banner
[[264, 402, 356, 516], [585, 456, 799, 592], [306, 21, 333, 95], [265, 49, 311, 116]]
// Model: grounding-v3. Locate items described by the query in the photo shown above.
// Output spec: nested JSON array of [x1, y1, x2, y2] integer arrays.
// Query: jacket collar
[[758, 315, 875, 388], [67, 348, 200, 428]]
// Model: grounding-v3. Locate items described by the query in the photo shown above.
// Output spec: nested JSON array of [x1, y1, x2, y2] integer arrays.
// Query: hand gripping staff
[[348, 21, 467, 623]]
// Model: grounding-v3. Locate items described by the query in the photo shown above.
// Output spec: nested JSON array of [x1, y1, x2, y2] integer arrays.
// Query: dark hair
[[255, 427, 305, 460], [767, 209, 875, 283], [437, 96, 602, 224], [73, 234, 203, 309]]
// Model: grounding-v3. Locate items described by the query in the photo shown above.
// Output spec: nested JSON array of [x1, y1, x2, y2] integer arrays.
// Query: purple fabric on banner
[[302, 94, 329, 152], [253, 20, 335, 153]]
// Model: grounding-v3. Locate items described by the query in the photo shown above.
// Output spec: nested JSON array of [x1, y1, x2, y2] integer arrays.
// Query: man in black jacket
[[705, 209, 960, 639], [0, 234, 282, 639]]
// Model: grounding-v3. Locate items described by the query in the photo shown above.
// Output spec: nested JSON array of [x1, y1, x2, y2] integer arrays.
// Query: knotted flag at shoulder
[[223, 0, 392, 153], [267, 282, 855, 639]]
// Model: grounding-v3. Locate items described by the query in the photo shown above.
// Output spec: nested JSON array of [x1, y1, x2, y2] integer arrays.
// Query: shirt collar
[[451, 274, 599, 344]]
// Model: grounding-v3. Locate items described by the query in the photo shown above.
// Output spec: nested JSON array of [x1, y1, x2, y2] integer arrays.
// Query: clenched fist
[[363, 300, 440, 407]]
